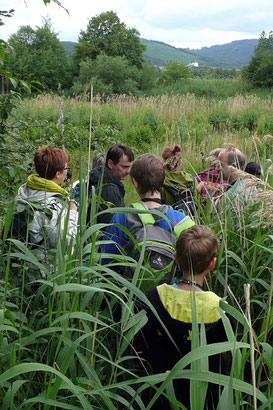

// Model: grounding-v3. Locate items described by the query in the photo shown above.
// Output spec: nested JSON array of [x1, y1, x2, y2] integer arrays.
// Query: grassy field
[[0, 90, 272, 408]]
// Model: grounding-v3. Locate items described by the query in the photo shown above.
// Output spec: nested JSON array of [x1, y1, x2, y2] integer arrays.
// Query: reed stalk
[[244, 283, 257, 410], [257, 270, 273, 389]]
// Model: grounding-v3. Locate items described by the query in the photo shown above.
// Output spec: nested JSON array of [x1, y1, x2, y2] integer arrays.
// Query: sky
[[1, 0, 273, 49]]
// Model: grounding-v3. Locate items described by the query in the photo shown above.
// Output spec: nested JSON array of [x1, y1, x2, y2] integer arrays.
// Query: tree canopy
[[7, 18, 70, 91], [243, 31, 273, 87], [72, 54, 140, 97], [161, 61, 190, 83], [72, 11, 145, 72]]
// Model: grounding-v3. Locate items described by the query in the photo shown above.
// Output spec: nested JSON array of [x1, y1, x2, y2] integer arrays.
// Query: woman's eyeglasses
[[64, 166, 71, 170]]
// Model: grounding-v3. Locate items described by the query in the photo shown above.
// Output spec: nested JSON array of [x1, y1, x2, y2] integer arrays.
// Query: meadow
[[0, 89, 272, 408]]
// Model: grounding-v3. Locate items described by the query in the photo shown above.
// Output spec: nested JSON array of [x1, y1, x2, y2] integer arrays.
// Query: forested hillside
[[61, 38, 258, 68], [192, 39, 258, 68]]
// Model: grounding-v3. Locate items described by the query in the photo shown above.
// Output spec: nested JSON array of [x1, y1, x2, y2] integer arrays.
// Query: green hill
[[191, 39, 258, 68], [61, 38, 258, 68], [61, 41, 77, 57], [140, 38, 228, 67]]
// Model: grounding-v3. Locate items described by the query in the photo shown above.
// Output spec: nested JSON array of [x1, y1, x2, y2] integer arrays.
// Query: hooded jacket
[[88, 166, 126, 224], [16, 183, 78, 260]]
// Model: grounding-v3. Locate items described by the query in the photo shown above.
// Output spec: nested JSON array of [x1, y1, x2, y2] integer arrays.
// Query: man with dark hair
[[88, 144, 134, 224]]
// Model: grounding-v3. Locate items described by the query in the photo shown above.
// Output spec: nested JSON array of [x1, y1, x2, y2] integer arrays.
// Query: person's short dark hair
[[176, 225, 219, 275], [106, 145, 134, 166], [34, 146, 68, 180], [130, 154, 165, 195], [245, 161, 261, 178]]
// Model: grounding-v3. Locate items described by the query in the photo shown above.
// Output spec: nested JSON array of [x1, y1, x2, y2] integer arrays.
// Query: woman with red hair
[[16, 146, 78, 260]]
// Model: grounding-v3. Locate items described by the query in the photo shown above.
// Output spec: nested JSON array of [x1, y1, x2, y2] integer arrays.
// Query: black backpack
[[163, 181, 198, 216]]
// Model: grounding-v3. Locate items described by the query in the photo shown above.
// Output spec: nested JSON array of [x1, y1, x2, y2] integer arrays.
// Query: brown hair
[[130, 154, 165, 195], [34, 147, 68, 180], [162, 145, 182, 171], [176, 225, 219, 275]]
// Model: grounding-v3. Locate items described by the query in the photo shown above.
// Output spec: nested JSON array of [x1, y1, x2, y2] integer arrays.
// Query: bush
[[129, 107, 165, 138], [92, 125, 125, 150], [208, 106, 230, 131], [125, 124, 154, 148], [99, 105, 126, 131], [240, 108, 259, 131], [257, 114, 273, 135]]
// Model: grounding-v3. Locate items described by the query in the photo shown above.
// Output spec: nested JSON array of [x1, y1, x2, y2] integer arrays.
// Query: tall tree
[[7, 18, 71, 91], [72, 11, 145, 73], [243, 31, 273, 87]]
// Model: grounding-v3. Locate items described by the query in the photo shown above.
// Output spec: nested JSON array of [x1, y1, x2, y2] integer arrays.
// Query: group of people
[[11, 142, 261, 408]]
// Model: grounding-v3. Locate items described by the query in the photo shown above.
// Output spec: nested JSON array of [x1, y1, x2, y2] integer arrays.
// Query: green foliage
[[138, 64, 159, 92], [191, 66, 239, 79], [161, 61, 190, 83], [72, 10, 145, 73], [130, 107, 165, 139], [244, 31, 273, 87], [154, 78, 251, 98], [208, 106, 231, 131], [7, 18, 71, 91], [126, 124, 154, 148], [73, 54, 140, 97]]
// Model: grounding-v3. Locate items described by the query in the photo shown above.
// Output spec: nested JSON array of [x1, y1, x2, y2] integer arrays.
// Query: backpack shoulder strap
[[131, 202, 155, 226], [163, 185, 178, 199], [173, 217, 195, 238]]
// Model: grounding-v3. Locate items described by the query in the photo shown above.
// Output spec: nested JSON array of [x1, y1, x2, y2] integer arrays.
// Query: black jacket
[[141, 285, 229, 409], [88, 166, 125, 224]]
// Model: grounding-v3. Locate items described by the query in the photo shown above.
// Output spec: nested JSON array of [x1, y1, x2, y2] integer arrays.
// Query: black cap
[[245, 162, 262, 177]]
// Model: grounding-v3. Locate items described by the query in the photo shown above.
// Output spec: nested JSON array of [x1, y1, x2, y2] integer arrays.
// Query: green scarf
[[27, 174, 69, 197]]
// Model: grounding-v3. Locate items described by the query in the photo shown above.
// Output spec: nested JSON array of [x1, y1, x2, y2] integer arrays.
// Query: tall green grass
[[0, 90, 272, 408], [0, 159, 272, 408]]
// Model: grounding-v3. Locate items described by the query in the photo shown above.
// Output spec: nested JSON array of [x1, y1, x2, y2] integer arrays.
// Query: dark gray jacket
[[88, 166, 125, 224]]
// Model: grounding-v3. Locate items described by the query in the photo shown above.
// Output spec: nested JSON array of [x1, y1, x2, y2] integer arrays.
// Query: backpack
[[163, 179, 198, 216], [124, 202, 184, 293], [2, 196, 60, 250]]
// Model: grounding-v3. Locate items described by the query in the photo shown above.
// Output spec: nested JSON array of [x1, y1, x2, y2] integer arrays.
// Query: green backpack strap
[[131, 202, 155, 226], [173, 217, 195, 239]]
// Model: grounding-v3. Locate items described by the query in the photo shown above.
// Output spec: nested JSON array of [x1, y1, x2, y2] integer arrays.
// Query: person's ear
[[107, 159, 113, 170], [208, 257, 216, 271], [55, 170, 62, 180]]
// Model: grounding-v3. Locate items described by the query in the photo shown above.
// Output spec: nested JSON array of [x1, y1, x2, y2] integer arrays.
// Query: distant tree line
[[4, 11, 273, 96]]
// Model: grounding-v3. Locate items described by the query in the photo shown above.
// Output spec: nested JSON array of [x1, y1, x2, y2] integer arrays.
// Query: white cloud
[[1, 0, 271, 47]]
